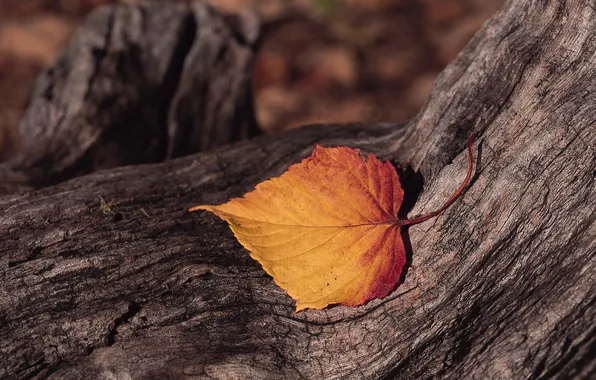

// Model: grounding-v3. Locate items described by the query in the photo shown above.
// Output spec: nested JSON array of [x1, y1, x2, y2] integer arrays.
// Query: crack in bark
[[106, 302, 142, 346]]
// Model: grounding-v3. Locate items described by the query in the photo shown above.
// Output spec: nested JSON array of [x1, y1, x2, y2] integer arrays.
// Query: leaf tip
[[188, 205, 212, 213]]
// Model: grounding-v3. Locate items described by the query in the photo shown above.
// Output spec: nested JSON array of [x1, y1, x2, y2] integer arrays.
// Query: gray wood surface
[[1, 0, 594, 379]]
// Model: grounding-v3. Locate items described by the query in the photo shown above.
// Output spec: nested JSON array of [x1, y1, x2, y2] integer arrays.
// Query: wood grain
[[1, 0, 594, 379]]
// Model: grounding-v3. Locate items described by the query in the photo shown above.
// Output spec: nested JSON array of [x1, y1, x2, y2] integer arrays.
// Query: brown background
[[0, 0, 504, 161]]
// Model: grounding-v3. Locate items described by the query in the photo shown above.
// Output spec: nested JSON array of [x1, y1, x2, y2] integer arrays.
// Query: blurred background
[[0, 0, 504, 162]]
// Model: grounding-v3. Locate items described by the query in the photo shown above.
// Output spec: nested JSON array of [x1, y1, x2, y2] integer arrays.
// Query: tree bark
[[1, 0, 595, 379]]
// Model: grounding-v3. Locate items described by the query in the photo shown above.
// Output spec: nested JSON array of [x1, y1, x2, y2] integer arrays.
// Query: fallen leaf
[[191, 135, 474, 311]]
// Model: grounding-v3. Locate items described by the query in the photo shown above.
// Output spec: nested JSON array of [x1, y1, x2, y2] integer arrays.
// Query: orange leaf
[[191, 136, 474, 311]]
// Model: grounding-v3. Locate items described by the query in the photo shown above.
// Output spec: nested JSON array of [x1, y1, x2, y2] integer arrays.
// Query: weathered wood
[[1, 0, 595, 379], [0, 1, 259, 193]]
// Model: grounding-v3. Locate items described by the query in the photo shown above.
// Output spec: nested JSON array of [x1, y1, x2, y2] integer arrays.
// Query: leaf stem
[[401, 133, 475, 227]]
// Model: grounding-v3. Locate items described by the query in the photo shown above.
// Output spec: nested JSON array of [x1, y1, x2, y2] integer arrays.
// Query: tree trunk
[[1, 0, 594, 379]]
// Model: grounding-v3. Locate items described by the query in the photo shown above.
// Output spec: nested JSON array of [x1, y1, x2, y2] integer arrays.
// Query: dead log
[[0, 1, 260, 193], [1, 0, 595, 379]]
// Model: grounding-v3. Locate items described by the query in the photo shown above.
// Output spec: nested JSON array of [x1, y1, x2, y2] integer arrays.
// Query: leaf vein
[[319, 148, 393, 219]]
